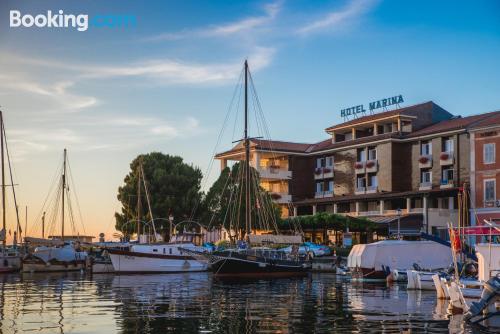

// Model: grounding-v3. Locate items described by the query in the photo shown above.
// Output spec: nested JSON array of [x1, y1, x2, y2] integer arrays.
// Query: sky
[[0, 0, 499, 241]]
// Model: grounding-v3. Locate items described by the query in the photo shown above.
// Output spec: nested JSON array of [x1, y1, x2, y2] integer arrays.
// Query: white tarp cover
[[347, 240, 452, 271], [475, 243, 500, 281], [248, 234, 302, 244], [33, 245, 87, 263]]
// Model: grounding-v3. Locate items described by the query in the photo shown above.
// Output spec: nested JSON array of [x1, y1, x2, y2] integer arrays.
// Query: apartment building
[[470, 113, 500, 226], [215, 101, 500, 237]]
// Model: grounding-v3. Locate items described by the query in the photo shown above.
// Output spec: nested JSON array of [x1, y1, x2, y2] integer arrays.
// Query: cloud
[[0, 74, 97, 112], [146, 1, 282, 41], [297, 0, 376, 36], [0, 47, 275, 85]]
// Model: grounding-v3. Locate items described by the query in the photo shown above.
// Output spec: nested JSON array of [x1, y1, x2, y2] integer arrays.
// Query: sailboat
[[107, 159, 209, 273], [0, 111, 22, 273], [22, 149, 88, 272], [195, 61, 310, 277]]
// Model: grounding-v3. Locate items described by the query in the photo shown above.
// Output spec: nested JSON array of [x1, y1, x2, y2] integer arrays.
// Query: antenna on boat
[[244, 60, 251, 239]]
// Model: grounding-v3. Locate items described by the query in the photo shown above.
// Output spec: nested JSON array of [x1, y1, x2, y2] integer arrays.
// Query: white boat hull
[[0, 254, 21, 273], [109, 251, 207, 273], [407, 270, 436, 290]]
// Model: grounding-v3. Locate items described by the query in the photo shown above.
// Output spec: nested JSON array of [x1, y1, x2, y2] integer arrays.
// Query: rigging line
[[1, 121, 21, 236], [188, 68, 244, 221], [66, 158, 86, 235], [29, 155, 63, 235], [235, 161, 245, 239], [207, 165, 235, 230], [47, 180, 62, 238]]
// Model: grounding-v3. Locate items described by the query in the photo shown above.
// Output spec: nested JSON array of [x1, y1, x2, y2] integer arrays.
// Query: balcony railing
[[315, 190, 334, 198], [270, 193, 292, 204], [440, 178, 454, 188], [314, 167, 334, 179], [354, 161, 365, 174], [258, 166, 292, 179], [418, 155, 432, 168], [439, 151, 454, 165], [419, 181, 432, 190]]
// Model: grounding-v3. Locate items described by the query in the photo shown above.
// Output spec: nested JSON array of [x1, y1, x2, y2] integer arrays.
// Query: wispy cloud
[[0, 47, 275, 85], [146, 1, 282, 41], [297, 0, 376, 36], [0, 74, 97, 112]]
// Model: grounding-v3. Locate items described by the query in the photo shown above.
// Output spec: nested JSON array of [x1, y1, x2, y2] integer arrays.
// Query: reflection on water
[[0, 272, 481, 333]]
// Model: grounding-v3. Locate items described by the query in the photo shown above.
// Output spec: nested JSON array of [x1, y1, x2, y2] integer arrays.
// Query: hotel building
[[216, 101, 500, 239]]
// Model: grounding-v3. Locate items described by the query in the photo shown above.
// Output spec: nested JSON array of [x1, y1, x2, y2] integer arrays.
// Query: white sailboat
[[107, 160, 209, 273], [0, 111, 22, 273], [23, 149, 88, 272]]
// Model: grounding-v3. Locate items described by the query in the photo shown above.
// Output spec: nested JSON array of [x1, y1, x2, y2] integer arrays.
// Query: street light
[[396, 208, 402, 240], [168, 213, 174, 240]]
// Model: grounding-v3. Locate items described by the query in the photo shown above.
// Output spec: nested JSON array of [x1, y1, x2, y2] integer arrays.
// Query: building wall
[[377, 142, 393, 192], [473, 129, 500, 208], [289, 155, 315, 201], [333, 149, 356, 195], [392, 142, 412, 191]]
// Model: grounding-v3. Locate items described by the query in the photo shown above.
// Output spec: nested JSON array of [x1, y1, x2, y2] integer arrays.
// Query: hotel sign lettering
[[341, 95, 404, 118]]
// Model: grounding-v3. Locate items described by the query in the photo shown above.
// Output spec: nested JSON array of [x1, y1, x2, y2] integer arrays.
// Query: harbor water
[[0, 272, 484, 333]]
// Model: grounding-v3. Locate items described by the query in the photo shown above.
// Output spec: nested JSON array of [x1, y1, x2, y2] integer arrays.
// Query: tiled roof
[[324, 101, 436, 132], [407, 111, 500, 138], [214, 139, 312, 157], [469, 110, 500, 130]]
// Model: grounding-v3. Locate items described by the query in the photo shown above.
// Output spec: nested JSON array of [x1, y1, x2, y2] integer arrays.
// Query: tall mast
[[136, 160, 142, 241], [244, 60, 251, 238], [61, 148, 67, 241], [0, 111, 5, 248]]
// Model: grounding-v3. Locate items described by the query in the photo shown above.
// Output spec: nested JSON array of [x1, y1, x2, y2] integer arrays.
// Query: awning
[[362, 214, 424, 236]]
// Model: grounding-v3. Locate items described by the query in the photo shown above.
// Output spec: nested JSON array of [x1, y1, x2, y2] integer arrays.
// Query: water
[[0, 272, 483, 333]]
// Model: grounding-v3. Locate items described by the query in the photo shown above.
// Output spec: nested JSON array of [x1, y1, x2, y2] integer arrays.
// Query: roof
[[215, 138, 312, 158], [407, 110, 500, 138], [324, 101, 436, 132], [469, 110, 500, 130]]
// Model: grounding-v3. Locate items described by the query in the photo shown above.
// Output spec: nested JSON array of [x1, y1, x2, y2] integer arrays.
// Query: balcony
[[355, 187, 366, 195], [419, 181, 432, 190], [439, 151, 454, 166], [366, 185, 378, 194], [270, 193, 292, 204], [365, 159, 378, 173], [354, 161, 365, 174], [418, 155, 432, 169], [258, 166, 292, 180], [314, 190, 334, 199], [314, 167, 334, 179], [440, 179, 455, 189]]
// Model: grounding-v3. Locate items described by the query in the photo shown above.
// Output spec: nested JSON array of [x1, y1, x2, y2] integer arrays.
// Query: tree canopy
[[115, 152, 203, 238], [200, 162, 281, 240], [279, 212, 379, 232]]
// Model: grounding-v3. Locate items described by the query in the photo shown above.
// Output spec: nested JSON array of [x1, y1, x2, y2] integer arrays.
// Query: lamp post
[[396, 208, 402, 240], [168, 213, 174, 241]]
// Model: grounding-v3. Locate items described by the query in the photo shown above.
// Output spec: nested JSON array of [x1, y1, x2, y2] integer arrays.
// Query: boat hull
[[0, 255, 21, 273], [351, 267, 387, 281], [211, 253, 309, 278], [108, 249, 208, 273], [22, 260, 85, 273]]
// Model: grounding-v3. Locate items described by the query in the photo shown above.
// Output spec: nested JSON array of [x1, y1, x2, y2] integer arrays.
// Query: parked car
[[281, 242, 331, 257]]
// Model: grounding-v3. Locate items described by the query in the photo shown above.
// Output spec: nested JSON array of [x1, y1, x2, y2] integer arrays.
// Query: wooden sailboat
[[0, 111, 22, 273], [203, 61, 310, 277], [22, 149, 88, 272]]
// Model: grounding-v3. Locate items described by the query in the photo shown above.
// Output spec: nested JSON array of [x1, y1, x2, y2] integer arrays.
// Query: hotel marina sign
[[340, 95, 404, 119]]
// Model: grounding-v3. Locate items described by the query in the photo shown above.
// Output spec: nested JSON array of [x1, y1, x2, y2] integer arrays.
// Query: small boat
[[22, 150, 89, 272], [0, 111, 23, 273], [406, 269, 438, 290]]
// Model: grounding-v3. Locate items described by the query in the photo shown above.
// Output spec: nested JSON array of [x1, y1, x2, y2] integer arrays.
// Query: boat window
[[153, 249, 158, 252], [163, 248, 166, 254], [169, 248, 172, 255]]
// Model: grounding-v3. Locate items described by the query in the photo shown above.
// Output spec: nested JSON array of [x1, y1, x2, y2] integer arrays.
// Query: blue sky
[[0, 0, 499, 238]]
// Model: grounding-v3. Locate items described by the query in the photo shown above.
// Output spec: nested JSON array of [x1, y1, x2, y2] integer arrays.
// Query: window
[[442, 137, 453, 153], [357, 148, 366, 162], [484, 143, 495, 164], [327, 181, 334, 192], [368, 147, 377, 160], [368, 174, 377, 187], [325, 156, 334, 167], [442, 168, 454, 184], [163, 248, 166, 254], [356, 176, 366, 189], [316, 182, 324, 193], [421, 170, 431, 183], [421, 141, 432, 155], [316, 158, 324, 168], [485, 179, 496, 202], [169, 248, 173, 255]]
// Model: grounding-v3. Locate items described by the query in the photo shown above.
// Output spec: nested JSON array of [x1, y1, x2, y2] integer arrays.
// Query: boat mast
[[244, 60, 251, 239], [61, 148, 67, 241], [0, 111, 4, 248], [136, 160, 142, 241]]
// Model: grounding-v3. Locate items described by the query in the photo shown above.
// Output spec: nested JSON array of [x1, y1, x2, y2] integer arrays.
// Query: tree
[[201, 162, 281, 240], [115, 152, 203, 239]]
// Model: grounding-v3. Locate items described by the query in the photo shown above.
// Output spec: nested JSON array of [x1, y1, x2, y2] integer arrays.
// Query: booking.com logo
[[9, 10, 136, 32]]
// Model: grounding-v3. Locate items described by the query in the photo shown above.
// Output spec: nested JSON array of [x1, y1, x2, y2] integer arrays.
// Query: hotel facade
[[216, 101, 500, 240]]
